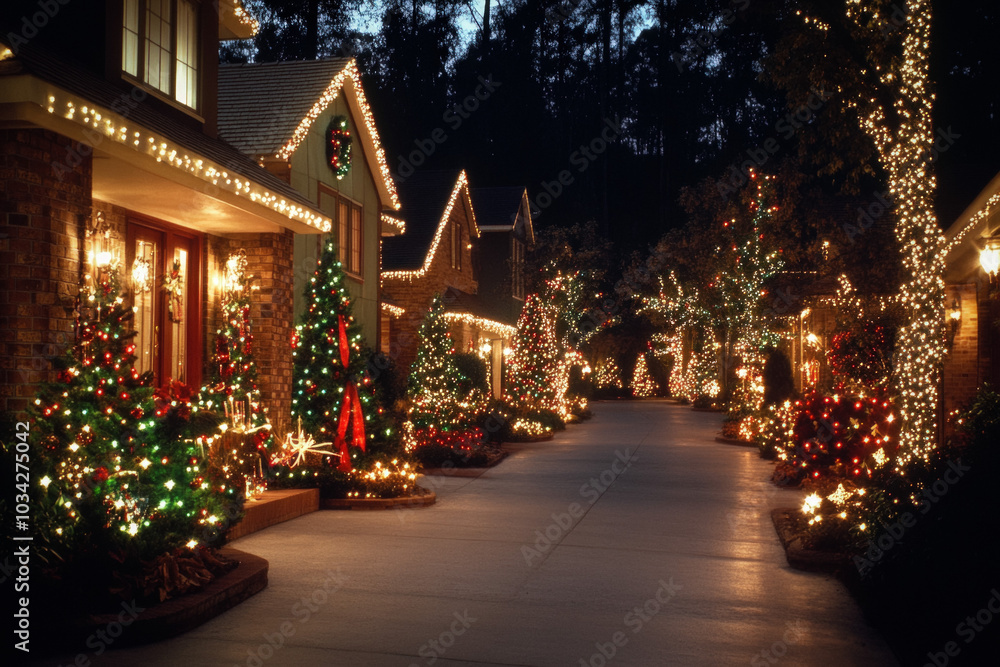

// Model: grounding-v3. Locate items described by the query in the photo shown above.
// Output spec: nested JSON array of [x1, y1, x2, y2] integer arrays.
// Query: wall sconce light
[[947, 297, 961, 347], [981, 239, 1000, 279], [86, 211, 113, 268]]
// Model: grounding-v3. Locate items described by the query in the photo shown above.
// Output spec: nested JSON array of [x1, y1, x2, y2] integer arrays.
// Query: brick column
[[0, 129, 91, 418]]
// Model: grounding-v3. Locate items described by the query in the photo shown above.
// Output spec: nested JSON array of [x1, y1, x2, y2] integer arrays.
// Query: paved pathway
[[39, 400, 897, 666]]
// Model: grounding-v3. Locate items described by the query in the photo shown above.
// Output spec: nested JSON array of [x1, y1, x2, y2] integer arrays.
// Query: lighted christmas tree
[[201, 250, 271, 496], [507, 293, 564, 413], [631, 353, 658, 398], [595, 358, 624, 389], [30, 265, 228, 565], [404, 295, 481, 451], [289, 239, 369, 471]]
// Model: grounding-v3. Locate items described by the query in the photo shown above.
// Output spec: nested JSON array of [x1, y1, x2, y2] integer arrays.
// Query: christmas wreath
[[326, 115, 352, 180]]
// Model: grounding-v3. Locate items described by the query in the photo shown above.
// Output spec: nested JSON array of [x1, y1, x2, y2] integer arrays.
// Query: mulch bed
[[771, 508, 849, 573]]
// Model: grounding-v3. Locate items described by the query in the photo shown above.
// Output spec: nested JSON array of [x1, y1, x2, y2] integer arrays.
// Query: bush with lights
[[27, 266, 231, 614], [402, 294, 495, 466]]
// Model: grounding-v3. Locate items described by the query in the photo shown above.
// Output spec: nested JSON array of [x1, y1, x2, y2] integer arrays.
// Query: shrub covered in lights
[[404, 295, 485, 456], [761, 392, 897, 484], [29, 267, 230, 603]]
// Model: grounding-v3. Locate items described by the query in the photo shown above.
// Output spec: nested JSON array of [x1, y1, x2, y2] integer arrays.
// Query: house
[[942, 169, 1000, 419], [216, 58, 403, 347], [381, 170, 515, 395], [471, 187, 535, 327], [0, 1, 327, 432]]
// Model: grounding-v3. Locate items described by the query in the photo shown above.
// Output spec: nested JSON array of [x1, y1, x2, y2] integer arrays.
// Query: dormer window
[[123, 0, 200, 110]]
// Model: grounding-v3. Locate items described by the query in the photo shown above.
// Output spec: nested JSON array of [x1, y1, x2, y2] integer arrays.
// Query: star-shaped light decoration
[[279, 416, 339, 468]]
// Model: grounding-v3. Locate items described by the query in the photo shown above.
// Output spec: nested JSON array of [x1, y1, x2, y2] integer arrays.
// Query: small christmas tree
[[289, 239, 369, 471], [595, 358, 624, 389], [201, 249, 272, 496], [631, 353, 658, 397], [507, 293, 563, 413], [404, 295, 480, 451], [31, 265, 228, 566]]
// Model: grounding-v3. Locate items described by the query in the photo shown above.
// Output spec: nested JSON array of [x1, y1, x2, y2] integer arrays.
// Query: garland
[[326, 115, 352, 180]]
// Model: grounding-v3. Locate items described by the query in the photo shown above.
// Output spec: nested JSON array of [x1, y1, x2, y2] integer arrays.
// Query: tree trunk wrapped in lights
[[842, 0, 943, 465]]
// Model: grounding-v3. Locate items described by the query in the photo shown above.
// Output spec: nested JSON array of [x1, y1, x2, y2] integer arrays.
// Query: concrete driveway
[[37, 400, 897, 666]]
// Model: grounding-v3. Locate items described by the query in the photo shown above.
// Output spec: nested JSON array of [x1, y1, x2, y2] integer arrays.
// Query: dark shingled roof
[[471, 187, 525, 229], [382, 169, 467, 272], [217, 59, 351, 156], [3, 41, 323, 217]]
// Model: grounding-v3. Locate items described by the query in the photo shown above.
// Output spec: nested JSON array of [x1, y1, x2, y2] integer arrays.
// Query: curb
[[321, 487, 436, 510], [714, 435, 756, 447], [771, 508, 848, 573], [76, 547, 268, 646]]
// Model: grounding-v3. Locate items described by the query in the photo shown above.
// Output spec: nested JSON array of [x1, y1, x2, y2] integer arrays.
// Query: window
[[127, 219, 202, 387], [450, 221, 462, 270], [122, 0, 200, 110], [320, 186, 363, 277], [512, 238, 525, 299]]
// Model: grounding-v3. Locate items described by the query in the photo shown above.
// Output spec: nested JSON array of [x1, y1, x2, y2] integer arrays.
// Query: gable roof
[[382, 169, 478, 275], [471, 186, 535, 244], [218, 58, 400, 209]]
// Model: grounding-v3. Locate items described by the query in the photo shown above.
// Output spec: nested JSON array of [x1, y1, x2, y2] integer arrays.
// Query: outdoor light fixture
[[980, 239, 1000, 278], [131, 241, 153, 293], [86, 211, 113, 268], [947, 297, 962, 348]]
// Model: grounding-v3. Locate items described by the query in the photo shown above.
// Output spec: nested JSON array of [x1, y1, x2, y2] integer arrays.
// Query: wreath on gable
[[326, 115, 352, 180]]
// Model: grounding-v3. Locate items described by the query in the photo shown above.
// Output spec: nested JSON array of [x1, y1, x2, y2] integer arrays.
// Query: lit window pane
[[175, 0, 198, 108], [122, 0, 139, 76]]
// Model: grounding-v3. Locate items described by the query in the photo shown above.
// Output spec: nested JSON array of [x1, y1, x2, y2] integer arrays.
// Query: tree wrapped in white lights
[[839, 1, 942, 465]]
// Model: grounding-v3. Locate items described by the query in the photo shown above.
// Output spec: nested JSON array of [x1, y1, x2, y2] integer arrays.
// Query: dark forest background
[[221, 0, 1000, 255]]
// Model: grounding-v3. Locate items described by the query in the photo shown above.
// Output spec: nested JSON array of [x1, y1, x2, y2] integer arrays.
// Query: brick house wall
[[942, 283, 980, 420], [222, 231, 295, 436], [382, 205, 478, 374], [0, 129, 90, 418]]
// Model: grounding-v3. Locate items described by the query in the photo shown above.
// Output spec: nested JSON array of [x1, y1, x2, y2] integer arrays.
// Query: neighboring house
[[471, 187, 535, 327], [942, 169, 1000, 419], [217, 58, 403, 348], [0, 1, 328, 432], [381, 170, 515, 394]]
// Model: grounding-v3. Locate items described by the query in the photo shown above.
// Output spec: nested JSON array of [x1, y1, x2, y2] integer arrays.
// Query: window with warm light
[[122, 0, 200, 110], [320, 186, 363, 277], [451, 221, 462, 270]]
